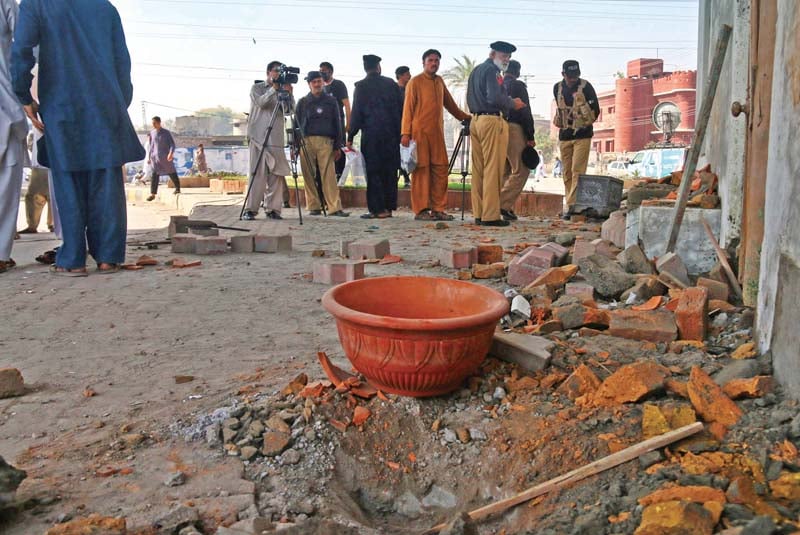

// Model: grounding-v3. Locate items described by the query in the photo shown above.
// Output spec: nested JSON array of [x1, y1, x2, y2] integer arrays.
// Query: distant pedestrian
[[553, 157, 563, 178], [401, 49, 470, 221], [319, 61, 350, 180], [12, 0, 145, 275], [195, 143, 207, 174], [553, 60, 599, 219], [395, 65, 411, 189], [499, 59, 535, 222], [0, 0, 27, 274], [18, 133, 54, 234], [348, 54, 403, 219], [146, 116, 180, 201]]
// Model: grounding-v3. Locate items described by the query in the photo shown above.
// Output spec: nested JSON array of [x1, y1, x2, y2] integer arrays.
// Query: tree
[[442, 56, 477, 151], [534, 130, 555, 163], [195, 106, 235, 120]]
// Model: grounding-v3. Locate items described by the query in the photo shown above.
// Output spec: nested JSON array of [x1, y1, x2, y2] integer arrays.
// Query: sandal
[[97, 263, 121, 274], [414, 209, 436, 221], [433, 211, 455, 221], [50, 265, 89, 277], [0, 259, 15, 273], [36, 250, 57, 265]]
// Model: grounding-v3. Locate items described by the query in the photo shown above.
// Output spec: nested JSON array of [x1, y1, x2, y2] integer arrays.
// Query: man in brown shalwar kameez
[[401, 49, 470, 221]]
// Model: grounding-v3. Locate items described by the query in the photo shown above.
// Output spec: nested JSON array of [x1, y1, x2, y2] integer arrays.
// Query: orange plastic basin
[[321, 276, 509, 397]]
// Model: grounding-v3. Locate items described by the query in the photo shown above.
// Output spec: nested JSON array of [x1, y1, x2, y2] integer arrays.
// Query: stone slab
[[489, 332, 554, 372], [313, 261, 365, 285], [348, 239, 390, 260], [254, 234, 292, 253]]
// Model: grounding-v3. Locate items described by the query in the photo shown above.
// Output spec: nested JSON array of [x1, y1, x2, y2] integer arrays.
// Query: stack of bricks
[[507, 243, 568, 287], [171, 233, 293, 256], [313, 238, 392, 285]]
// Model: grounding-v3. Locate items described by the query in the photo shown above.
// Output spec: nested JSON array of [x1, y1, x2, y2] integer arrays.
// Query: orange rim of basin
[[321, 276, 509, 397]]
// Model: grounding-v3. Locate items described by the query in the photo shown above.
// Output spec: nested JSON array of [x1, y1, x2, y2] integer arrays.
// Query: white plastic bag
[[400, 140, 417, 173], [338, 148, 367, 187]]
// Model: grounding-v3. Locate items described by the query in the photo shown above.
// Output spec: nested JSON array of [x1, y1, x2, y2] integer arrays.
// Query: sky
[[113, 0, 700, 128]]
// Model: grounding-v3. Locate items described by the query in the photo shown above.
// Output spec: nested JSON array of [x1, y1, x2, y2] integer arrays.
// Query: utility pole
[[141, 101, 147, 130]]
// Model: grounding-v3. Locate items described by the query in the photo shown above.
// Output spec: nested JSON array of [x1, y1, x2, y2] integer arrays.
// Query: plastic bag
[[400, 140, 417, 173], [338, 148, 367, 187]]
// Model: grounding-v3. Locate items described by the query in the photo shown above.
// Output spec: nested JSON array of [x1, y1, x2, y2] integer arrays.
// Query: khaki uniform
[[500, 123, 531, 211], [470, 115, 509, 221], [300, 136, 342, 213], [23, 167, 53, 231], [559, 138, 591, 206]]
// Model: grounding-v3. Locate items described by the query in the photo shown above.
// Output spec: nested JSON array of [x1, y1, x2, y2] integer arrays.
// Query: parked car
[[628, 147, 688, 178], [607, 160, 630, 177]]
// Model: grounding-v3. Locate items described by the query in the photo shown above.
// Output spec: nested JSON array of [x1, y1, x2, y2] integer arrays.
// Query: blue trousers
[[50, 167, 127, 269]]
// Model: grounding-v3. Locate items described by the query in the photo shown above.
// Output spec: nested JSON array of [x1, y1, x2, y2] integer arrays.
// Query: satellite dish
[[652, 101, 681, 133]]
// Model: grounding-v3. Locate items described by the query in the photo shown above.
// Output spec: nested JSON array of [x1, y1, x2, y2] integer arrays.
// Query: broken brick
[[472, 262, 506, 279], [456, 270, 473, 281], [539, 242, 569, 265], [565, 282, 595, 302], [347, 238, 390, 260], [313, 261, 365, 285], [507, 247, 557, 286], [617, 244, 654, 275], [170, 233, 197, 254], [731, 342, 756, 360], [439, 246, 478, 269], [593, 361, 670, 406], [195, 236, 228, 255], [600, 210, 626, 248], [0, 368, 25, 398], [675, 287, 708, 342], [522, 265, 579, 291], [254, 234, 292, 253], [769, 472, 800, 500], [352, 406, 371, 427], [642, 403, 671, 439], [621, 276, 667, 303], [697, 277, 729, 303], [583, 307, 610, 328], [571, 239, 597, 264], [135, 255, 158, 266], [261, 432, 291, 457], [638, 485, 726, 507], [656, 252, 690, 287], [635, 500, 714, 535], [687, 366, 743, 428], [477, 244, 504, 264], [709, 299, 737, 312], [608, 309, 678, 343], [556, 364, 601, 400], [722, 376, 775, 399]]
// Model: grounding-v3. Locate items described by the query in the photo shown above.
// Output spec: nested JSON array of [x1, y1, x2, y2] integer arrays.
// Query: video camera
[[275, 64, 300, 85]]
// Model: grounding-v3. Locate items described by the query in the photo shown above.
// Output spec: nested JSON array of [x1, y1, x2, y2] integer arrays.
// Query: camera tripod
[[447, 120, 471, 221]]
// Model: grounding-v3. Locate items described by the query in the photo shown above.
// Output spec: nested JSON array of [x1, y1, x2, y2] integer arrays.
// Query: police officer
[[295, 71, 349, 217], [500, 60, 536, 221], [553, 60, 599, 219], [466, 41, 526, 227]]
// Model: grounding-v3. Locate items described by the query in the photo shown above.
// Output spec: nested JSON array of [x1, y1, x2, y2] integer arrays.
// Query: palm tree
[[442, 56, 478, 160]]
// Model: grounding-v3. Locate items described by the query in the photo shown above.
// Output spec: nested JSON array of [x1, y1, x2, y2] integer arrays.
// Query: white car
[[607, 161, 630, 177]]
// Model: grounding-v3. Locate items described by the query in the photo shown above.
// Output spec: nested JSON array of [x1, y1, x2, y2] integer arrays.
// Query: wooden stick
[[702, 218, 744, 301], [422, 422, 704, 534], [666, 24, 732, 253]]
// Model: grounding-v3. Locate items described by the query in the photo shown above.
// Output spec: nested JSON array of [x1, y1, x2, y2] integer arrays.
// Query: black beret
[[490, 41, 517, 54], [305, 70, 323, 82], [363, 54, 382, 69]]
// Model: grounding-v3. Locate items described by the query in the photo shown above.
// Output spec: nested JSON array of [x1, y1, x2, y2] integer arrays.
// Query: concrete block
[[539, 242, 569, 265], [195, 236, 228, 255], [340, 239, 353, 258], [168, 216, 189, 238], [230, 235, 255, 254], [171, 233, 197, 254], [313, 261, 365, 285], [439, 246, 478, 269], [348, 239, 390, 260], [477, 244, 504, 264], [626, 206, 722, 275], [0, 368, 25, 398], [656, 252, 691, 287], [190, 227, 219, 237], [617, 244, 655, 275], [601, 210, 627, 247], [254, 234, 292, 253], [566, 282, 595, 302], [489, 332, 554, 373], [577, 254, 637, 298]]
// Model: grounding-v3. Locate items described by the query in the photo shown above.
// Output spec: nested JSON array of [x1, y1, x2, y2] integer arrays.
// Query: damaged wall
[[757, 0, 800, 397], [697, 0, 750, 248]]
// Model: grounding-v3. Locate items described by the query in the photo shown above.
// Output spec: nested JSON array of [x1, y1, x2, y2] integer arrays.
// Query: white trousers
[[0, 163, 23, 260]]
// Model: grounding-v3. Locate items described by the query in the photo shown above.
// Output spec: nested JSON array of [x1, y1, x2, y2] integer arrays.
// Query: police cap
[[562, 60, 581, 76], [490, 41, 517, 54], [521, 146, 540, 170], [305, 70, 323, 82], [363, 54, 382, 70]]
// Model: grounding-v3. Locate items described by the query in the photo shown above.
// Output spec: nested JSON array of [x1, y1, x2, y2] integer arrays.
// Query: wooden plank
[[423, 422, 704, 534], [702, 218, 744, 301], [666, 24, 733, 253]]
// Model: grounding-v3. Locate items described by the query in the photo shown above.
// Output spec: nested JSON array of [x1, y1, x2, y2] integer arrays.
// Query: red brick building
[[552, 59, 696, 155]]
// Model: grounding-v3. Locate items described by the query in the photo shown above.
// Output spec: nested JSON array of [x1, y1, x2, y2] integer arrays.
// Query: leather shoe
[[501, 209, 518, 221], [329, 210, 350, 217], [309, 210, 323, 216], [242, 211, 256, 221], [266, 211, 283, 220], [481, 219, 510, 227]]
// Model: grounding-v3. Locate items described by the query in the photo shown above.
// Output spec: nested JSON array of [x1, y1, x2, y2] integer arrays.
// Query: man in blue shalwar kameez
[[11, 0, 145, 275]]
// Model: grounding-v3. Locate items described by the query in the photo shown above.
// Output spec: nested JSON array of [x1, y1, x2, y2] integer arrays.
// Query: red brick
[[522, 265, 578, 291], [566, 282, 595, 302], [477, 244, 504, 264], [230, 235, 255, 253], [593, 361, 671, 406], [539, 242, 569, 265], [507, 248, 557, 286], [195, 236, 228, 255], [347, 239, 390, 260], [313, 261, 365, 285], [675, 287, 708, 341], [687, 366, 742, 427], [556, 364, 601, 400], [608, 309, 678, 342], [439, 246, 478, 269], [722, 376, 775, 399], [254, 234, 292, 253], [0, 368, 25, 398], [600, 210, 626, 248], [571, 239, 597, 264], [472, 262, 506, 279], [656, 252, 690, 287], [590, 238, 619, 259], [697, 277, 729, 303], [171, 233, 197, 254]]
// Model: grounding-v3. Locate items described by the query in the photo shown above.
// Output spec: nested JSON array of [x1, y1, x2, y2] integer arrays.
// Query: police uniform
[[553, 60, 600, 209], [500, 60, 535, 219], [296, 71, 347, 215], [466, 41, 517, 225]]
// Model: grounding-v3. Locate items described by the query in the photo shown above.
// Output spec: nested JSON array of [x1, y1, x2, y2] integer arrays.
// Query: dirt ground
[[1, 198, 596, 534]]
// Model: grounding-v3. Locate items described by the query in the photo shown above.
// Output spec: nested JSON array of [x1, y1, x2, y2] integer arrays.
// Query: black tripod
[[447, 120, 471, 221]]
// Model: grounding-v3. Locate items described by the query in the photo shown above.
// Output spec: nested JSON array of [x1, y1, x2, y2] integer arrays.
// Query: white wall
[[756, 0, 800, 397], [696, 0, 750, 248]]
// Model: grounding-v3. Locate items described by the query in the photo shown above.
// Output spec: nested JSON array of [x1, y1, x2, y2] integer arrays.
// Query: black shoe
[[474, 218, 481, 225], [329, 210, 350, 217], [242, 211, 257, 221], [360, 213, 378, 219], [283, 201, 291, 208], [173, 190, 181, 195], [309, 209, 323, 216], [501, 209, 518, 221], [266, 211, 283, 220], [560, 213, 571, 221], [481, 219, 510, 227]]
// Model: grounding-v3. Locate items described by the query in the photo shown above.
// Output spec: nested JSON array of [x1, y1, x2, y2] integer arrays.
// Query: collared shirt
[[467, 58, 514, 115], [503, 75, 535, 140]]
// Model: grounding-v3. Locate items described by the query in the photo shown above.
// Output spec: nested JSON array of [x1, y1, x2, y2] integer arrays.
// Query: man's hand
[[334, 148, 343, 161], [527, 140, 536, 148], [167, 152, 174, 162], [24, 103, 44, 132], [512, 98, 526, 110], [401, 134, 411, 147]]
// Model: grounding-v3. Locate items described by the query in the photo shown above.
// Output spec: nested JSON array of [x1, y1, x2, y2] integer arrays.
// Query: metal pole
[[665, 24, 732, 253]]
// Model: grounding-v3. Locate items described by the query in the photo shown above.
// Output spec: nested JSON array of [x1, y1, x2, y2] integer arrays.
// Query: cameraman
[[295, 71, 349, 217], [244, 61, 293, 221]]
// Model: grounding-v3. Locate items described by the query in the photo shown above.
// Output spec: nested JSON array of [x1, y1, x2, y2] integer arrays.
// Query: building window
[[593, 141, 602, 152], [606, 140, 615, 152], [608, 106, 615, 114]]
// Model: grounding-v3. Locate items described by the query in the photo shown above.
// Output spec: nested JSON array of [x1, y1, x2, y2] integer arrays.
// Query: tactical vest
[[554, 79, 597, 133]]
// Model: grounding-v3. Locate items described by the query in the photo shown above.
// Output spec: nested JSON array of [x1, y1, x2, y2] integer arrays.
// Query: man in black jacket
[[295, 71, 349, 217], [347, 55, 403, 219], [500, 60, 535, 221]]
